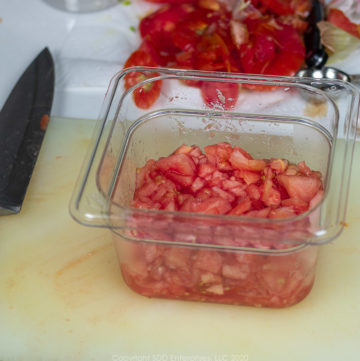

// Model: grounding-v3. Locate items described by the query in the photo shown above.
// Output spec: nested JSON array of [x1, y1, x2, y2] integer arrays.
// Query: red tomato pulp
[[117, 143, 323, 307]]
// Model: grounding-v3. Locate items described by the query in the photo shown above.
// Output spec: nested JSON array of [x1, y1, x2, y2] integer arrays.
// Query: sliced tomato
[[123, 50, 162, 109]]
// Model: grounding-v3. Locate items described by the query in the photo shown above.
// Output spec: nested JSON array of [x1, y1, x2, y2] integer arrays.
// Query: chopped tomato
[[277, 174, 322, 203], [122, 143, 322, 307]]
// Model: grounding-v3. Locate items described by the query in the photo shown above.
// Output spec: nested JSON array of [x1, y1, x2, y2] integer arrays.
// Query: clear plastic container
[[70, 68, 359, 308]]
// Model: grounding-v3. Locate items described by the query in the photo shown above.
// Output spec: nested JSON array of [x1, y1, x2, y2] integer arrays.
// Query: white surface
[[0, 0, 156, 119], [0, 116, 359, 361]]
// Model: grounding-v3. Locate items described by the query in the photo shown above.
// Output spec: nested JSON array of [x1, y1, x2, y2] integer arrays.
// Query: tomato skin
[[327, 8, 360, 39], [123, 50, 162, 109]]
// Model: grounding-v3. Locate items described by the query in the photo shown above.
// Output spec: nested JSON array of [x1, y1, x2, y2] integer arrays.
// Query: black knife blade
[[0, 47, 55, 215]]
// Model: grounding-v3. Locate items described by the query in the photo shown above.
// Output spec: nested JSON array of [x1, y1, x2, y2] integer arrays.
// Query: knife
[[0, 47, 55, 215]]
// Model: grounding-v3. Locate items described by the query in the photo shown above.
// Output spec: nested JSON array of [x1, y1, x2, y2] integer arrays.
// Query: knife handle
[[304, 0, 328, 68]]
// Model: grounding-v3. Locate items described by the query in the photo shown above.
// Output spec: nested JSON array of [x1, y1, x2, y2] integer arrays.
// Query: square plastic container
[[70, 68, 359, 308]]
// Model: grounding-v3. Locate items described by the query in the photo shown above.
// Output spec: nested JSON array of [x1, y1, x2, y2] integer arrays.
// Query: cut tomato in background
[[327, 8, 360, 38], [200, 81, 239, 109], [145, 0, 195, 3], [256, 0, 311, 17], [239, 18, 305, 77], [140, 4, 194, 50], [123, 50, 162, 109], [122, 0, 308, 106]]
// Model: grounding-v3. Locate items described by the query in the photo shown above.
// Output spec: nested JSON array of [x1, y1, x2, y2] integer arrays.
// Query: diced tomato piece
[[135, 159, 157, 189], [162, 198, 177, 211], [270, 158, 288, 174], [246, 183, 261, 200], [157, 153, 196, 187], [211, 186, 235, 203], [194, 250, 223, 274], [262, 186, 281, 207], [208, 170, 229, 187], [131, 199, 160, 210], [285, 164, 299, 175], [222, 178, 243, 190], [174, 144, 193, 155], [281, 197, 309, 213], [234, 169, 261, 185], [222, 262, 250, 280], [261, 168, 281, 207], [191, 177, 206, 193], [297, 160, 313, 176], [204, 142, 233, 170], [198, 162, 217, 178], [229, 197, 252, 215], [269, 206, 296, 219], [190, 197, 232, 215], [309, 190, 323, 210], [277, 174, 322, 203], [245, 207, 271, 218], [230, 148, 266, 171], [164, 247, 192, 272], [135, 180, 159, 202]]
